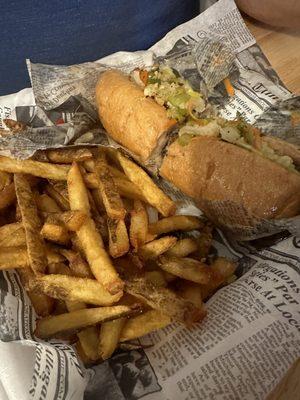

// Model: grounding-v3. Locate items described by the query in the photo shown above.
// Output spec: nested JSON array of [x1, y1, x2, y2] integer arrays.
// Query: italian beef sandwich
[[96, 68, 300, 221]]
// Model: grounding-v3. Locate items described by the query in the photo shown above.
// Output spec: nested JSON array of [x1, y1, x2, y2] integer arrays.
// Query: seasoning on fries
[[0, 146, 236, 365]]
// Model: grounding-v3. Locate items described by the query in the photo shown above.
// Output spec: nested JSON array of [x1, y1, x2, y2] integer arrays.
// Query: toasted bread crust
[[96, 70, 176, 162], [160, 136, 300, 219]]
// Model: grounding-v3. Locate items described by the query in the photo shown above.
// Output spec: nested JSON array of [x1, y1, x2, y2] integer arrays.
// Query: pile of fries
[[0, 147, 236, 363]]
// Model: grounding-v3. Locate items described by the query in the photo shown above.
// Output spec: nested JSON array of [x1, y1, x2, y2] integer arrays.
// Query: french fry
[[0, 222, 26, 247], [91, 189, 105, 212], [35, 194, 61, 212], [3, 118, 27, 133], [47, 262, 71, 275], [84, 173, 146, 201], [35, 305, 138, 339], [65, 300, 100, 361], [0, 246, 64, 270], [162, 271, 177, 283], [75, 341, 93, 365], [200, 257, 236, 300], [45, 182, 70, 211], [78, 327, 100, 361], [40, 222, 70, 245], [42, 211, 87, 232], [53, 300, 69, 316], [166, 238, 198, 258], [149, 215, 203, 235], [138, 236, 177, 260], [177, 281, 204, 309], [59, 249, 93, 279], [18, 268, 54, 317], [99, 317, 126, 360], [29, 274, 122, 305], [145, 270, 167, 287], [87, 191, 109, 242], [125, 277, 204, 324], [158, 256, 212, 284], [65, 300, 86, 312], [107, 218, 130, 258], [94, 151, 126, 219], [0, 171, 12, 190], [84, 159, 127, 180], [197, 224, 213, 259], [28, 291, 55, 317], [15, 204, 22, 221], [14, 174, 48, 274], [129, 200, 148, 249], [45, 148, 93, 164], [116, 153, 176, 216], [120, 310, 171, 342], [67, 163, 123, 295], [114, 177, 146, 201], [0, 156, 69, 180], [0, 182, 16, 210]]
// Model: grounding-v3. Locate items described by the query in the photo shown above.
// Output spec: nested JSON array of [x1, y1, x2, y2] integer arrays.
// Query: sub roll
[[96, 70, 177, 163], [96, 68, 300, 221]]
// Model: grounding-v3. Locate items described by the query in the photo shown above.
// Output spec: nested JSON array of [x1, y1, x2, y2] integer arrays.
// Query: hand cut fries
[[68, 162, 123, 295], [125, 277, 205, 324], [145, 270, 167, 287], [158, 256, 212, 284], [42, 211, 87, 232], [176, 281, 204, 309], [99, 318, 126, 360], [166, 237, 198, 258], [18, 268, 54, 317], [120, 310, 171, 342], [200, 257, 236, 300], [0, 156, 69, 180], [44, 148, 93, 164], [0, 246, 63, 270], [129, 200, 148, 249], [0, 182, 16, 210], [0, 171, 12, 190], [29, 274, 122, 305], [45, 182, 70, 211], [84, 172, 146, 202], [149, 215, 203, 235], [107, 218, 130, 258], [138, 236, 177, 260], [78, 327, 100, 361], [0, 222, 26, 247], [35, 305, 139, 339], [117, 153, 176, 217], [14, 174, 48, 274], [35, 193, 61, 212], [41, 222, 70, 245], [0, 146, 235, 364], [47, 262, 71, 275], [94, 151, 126, 219], [65, 300, 100, 361]]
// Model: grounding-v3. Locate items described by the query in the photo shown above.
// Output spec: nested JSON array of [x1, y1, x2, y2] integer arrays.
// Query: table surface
[[244, 16, 300, 400], [245, 16, 300, 94]]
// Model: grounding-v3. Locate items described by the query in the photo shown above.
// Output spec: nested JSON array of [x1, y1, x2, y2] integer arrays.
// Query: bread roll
[[160, 136, 300, 219], [96, 70, 176, 162]]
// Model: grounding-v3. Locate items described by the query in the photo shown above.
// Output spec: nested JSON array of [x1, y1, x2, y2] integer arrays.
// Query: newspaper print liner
[[1, 43, 300, 239], [0, 1, 299, 399]]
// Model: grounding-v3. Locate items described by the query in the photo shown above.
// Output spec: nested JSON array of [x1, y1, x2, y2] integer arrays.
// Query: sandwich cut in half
[[96, 67, 300, 221]]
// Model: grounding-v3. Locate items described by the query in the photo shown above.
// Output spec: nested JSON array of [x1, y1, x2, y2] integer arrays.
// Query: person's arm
[[236, 0, 300, 28]]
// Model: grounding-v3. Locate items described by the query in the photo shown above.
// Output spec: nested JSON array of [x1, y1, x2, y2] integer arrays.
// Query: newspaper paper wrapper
[[0, 1, 299, 399]]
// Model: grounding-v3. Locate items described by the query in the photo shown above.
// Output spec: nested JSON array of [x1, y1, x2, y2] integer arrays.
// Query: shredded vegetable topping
[[142, 66, 205, 122], [178, 118, 297, 172]]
